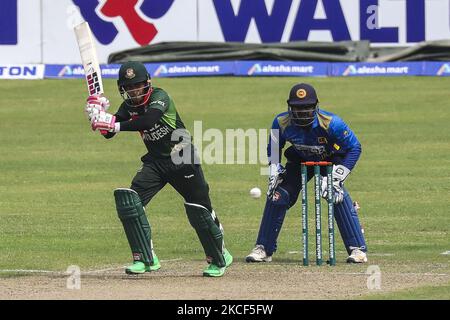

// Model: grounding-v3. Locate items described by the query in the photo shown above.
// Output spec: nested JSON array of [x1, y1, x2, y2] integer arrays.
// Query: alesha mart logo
[[247, 64, 262, 76], [73, 0, 175, 46], [58, 65, 84, 77], [342, 65, 357, 76], [58, 66, 73, 77], [437, 63, 450, 76], [153, 65, 168, 76]]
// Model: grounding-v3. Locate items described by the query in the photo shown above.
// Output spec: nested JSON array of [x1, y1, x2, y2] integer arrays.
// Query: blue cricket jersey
[[267, 109, 361, 170]]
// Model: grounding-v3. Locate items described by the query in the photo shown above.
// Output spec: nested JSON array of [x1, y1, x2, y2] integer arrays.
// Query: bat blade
[[74, 22, 104, 96]]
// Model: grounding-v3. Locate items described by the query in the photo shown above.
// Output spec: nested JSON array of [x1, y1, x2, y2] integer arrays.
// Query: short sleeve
[[148, 89, 170, 113]]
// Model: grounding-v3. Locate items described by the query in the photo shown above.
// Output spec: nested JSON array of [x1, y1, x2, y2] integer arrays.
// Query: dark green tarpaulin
[[368, 40, 450, 62], [108, 41, 370, 63], [107, 40, 450, 63]]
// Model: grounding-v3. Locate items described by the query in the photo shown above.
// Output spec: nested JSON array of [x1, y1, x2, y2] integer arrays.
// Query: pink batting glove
[[86, 95, 110, 110], [86, 95, 110, 135], [91, 111, 116, 132]]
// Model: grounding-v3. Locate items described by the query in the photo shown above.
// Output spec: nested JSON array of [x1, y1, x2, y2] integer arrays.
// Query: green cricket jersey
[[112, 87, 191, 160]]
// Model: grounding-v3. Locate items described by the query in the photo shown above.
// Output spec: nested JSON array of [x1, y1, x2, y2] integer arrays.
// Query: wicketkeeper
[[246, 83, 367, 263], [84, 61, 232, 277]]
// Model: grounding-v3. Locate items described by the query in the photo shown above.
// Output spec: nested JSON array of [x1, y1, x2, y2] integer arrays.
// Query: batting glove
[[91, 111, 119, 132], [85, 95, 110, 122]]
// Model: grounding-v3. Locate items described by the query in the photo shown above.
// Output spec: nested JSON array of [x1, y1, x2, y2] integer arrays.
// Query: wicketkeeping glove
[[320, 164, 351, 204], [267, 163, 286, 200]]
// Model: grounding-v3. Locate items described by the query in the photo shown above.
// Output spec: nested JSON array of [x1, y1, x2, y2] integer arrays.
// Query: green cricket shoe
[[125, 255, 161, 274], [148, 255, 161, 271], [203, 249, 233, 277]]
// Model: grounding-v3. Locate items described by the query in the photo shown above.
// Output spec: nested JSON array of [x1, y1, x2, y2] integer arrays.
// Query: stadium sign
[[0, 64, 44, 79], [1, 0, 450, 64]]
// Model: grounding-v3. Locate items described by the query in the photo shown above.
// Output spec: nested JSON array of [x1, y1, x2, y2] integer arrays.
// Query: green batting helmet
[[117, 61, 150, 87]]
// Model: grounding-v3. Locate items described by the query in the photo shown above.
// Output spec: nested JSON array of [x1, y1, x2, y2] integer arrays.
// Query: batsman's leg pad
[[114, 188, 154, 265], [184, 202, 226, 267], [334, 188, 367, 254], [256, 187, 290, 256], [211, 209, 225, 237]]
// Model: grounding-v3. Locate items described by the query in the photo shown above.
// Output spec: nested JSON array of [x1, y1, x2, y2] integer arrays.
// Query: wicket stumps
[[301, 161, 336, 266]]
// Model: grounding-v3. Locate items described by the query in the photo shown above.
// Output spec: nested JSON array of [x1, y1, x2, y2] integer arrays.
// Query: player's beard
[[130, 92, 144, 105], [122, 83, 152, 107]]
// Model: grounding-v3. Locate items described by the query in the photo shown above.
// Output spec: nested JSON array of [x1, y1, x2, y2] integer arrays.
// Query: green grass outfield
[[0, 77, 449, 298], [362, 282, 450, 300]]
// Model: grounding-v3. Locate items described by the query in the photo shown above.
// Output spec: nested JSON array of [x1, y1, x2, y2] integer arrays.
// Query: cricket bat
[[74, 21, 107, 134], [74, 22, 104, 95]]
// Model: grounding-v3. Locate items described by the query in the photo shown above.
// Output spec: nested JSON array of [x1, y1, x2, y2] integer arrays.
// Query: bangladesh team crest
[[125, 68, 136, 79]]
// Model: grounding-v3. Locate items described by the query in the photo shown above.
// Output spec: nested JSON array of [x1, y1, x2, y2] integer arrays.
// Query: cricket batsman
[[84, 61, 232, 277], [246, 83, 367, 264]]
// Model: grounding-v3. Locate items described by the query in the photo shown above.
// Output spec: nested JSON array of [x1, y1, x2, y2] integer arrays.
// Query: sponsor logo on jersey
[[150, 100, 166, 108], [318, 137, 328, 144], [293, 144, 326, 155]]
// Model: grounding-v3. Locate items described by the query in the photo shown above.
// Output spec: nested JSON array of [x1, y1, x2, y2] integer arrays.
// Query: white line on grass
[[0, 269, 57, 274], [0, 258, 184, 275]]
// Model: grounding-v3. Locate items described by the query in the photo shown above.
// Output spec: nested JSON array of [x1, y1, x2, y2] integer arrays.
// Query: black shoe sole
[[246, 257, 264, 263]]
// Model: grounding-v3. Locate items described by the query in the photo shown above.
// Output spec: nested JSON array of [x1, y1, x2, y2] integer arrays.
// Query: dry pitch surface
[[1, 259, 449, 300]]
